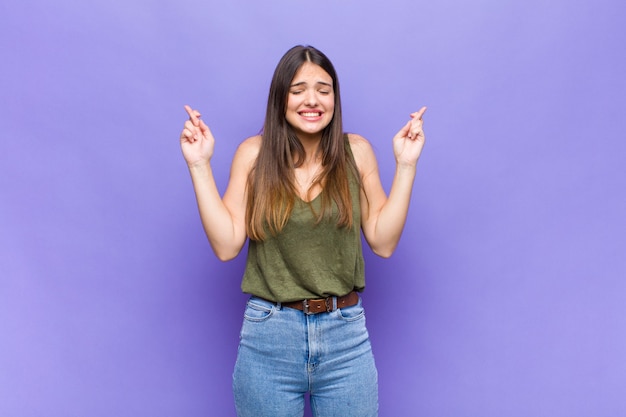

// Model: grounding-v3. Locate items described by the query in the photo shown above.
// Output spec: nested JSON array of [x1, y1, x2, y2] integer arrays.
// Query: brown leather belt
[[281, 291, 359, 315]]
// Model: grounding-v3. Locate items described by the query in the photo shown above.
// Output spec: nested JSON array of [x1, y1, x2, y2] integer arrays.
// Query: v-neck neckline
[[297, 188, 323, 204]]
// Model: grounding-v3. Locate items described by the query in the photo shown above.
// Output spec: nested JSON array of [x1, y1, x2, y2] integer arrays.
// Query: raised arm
[[352, 107, 427, 258], [180, 105, 259, 261]]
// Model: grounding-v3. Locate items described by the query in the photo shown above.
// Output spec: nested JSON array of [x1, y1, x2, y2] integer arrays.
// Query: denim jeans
[[233, 295, 378, 417]]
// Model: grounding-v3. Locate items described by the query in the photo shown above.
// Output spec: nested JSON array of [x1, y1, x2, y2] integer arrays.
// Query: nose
[[303, 89, 317, 106]]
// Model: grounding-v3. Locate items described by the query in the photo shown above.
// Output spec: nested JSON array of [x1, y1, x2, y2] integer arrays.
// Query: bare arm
[[180, 105, 259, 261], [352, 107, 427, 258]]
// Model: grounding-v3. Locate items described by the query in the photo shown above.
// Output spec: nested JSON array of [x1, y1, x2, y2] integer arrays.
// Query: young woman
[[179, 45, 426, 417]]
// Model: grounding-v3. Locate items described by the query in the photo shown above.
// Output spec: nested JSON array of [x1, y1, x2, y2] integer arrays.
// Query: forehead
[[291, 62, 333, 85]]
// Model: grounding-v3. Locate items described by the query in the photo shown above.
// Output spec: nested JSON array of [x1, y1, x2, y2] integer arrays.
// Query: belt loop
[[276, 301, 282, 310], [332, 296, 338, 311]]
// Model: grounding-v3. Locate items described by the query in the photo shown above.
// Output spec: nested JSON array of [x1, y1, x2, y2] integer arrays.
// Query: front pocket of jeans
[[243, 300, 274, 322], [338, 304, 365, 322]]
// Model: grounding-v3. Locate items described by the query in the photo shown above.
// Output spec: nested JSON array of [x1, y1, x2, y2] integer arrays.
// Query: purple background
[[2, 0, 625, 416]]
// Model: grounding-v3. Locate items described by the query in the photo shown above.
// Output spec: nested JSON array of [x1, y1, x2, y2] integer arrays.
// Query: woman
[[180, 45, 426, 417]]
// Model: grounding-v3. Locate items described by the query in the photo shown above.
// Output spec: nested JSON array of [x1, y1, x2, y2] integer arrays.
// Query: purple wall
[[2, 1, 625, 416]]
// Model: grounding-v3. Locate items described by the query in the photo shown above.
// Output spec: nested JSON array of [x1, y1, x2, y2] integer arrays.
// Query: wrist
[[395, 161, 418, 173], [187, 159, 212, 174]]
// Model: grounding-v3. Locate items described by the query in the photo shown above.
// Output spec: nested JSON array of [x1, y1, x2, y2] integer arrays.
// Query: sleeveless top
[[241, 145, 365, 303]]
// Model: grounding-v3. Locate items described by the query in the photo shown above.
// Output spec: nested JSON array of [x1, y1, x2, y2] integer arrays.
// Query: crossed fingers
[[184, 105, 202, 127], [407, 106, 427, 140]]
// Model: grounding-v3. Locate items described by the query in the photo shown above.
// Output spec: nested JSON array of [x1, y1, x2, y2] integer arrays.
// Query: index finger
[[410, 106, 427, 120], [184, 105, 202, 126]]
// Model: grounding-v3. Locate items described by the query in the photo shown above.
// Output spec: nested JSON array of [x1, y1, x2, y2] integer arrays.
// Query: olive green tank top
[[241, 149, 364, 303]]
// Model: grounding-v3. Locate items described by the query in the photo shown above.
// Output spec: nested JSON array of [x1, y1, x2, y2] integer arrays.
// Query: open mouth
[[299, 111, 322, 118]]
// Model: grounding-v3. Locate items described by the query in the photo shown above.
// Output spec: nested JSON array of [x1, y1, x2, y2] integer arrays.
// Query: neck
[[296, 135, 322, 167]]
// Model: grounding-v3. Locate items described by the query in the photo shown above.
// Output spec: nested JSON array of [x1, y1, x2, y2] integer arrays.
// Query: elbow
[[215, 252, 237, 262], [207, 233, 246, 262], [371, 244, 396, 259], [212, 244, 242, 262], [367, 235, 399, 258], [374, 250, 394, 259]]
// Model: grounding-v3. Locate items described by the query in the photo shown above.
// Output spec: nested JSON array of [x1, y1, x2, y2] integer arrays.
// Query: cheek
[[325, 103, 335, 120], [286, 97, 297, 112], [285, 101, 299, 120], [323, 97, 335, 113]]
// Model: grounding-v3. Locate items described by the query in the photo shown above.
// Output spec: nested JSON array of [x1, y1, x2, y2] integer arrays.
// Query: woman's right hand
[[180, 105, 215, 166]]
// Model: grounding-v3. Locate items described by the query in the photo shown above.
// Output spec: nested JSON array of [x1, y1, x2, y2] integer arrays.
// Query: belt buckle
[[302, 300, 313, 315], [302, 297, 334, 315]]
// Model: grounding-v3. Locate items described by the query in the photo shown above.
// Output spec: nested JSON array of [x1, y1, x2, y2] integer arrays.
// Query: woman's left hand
[[392, 106, 427, 166]]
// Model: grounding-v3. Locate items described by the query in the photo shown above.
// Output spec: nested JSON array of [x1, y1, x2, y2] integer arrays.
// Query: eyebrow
[[290, 81, 333, 88]]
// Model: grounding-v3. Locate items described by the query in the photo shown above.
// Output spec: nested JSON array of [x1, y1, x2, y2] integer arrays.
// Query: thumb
[[199, 119, 212, 135], [396, 119, 412, 138]]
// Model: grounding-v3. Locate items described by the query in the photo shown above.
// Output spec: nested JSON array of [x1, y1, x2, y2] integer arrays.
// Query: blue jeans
[[233, 295, 378, 417]]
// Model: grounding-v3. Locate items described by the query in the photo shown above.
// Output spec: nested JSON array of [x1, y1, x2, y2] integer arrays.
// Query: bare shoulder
[[347, 133, 377, 172], [237, 135, 262, 156], [347, 132, 370, 148], [232, 135, 261, 170], [347, 132, 375, 156]]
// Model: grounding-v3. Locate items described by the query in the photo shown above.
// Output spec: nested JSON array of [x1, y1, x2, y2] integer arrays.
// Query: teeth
[[301, 112, 320, 117]]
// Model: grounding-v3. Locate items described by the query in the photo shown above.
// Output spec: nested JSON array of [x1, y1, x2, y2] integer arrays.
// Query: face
[[285, 62, 335, 141]]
